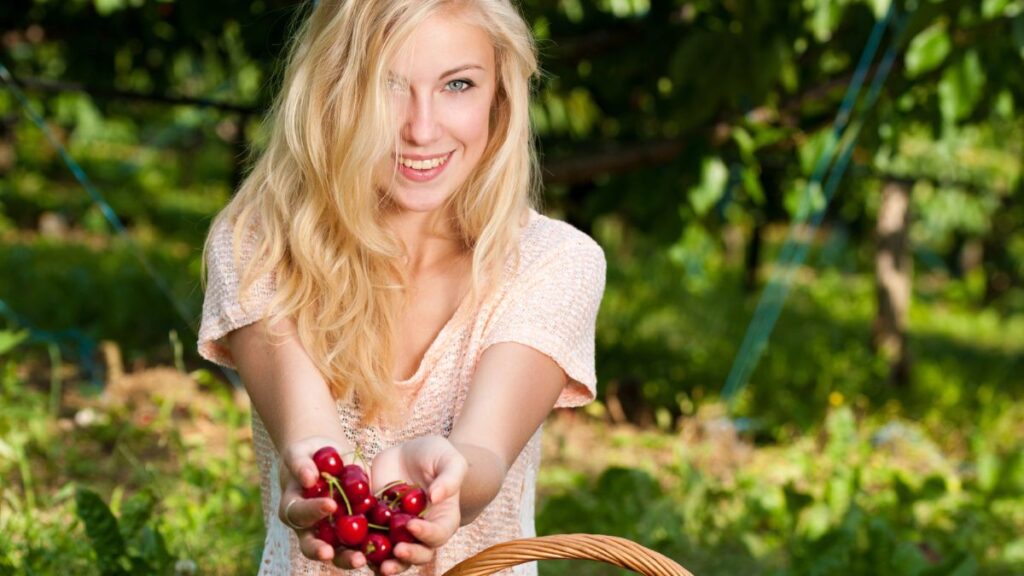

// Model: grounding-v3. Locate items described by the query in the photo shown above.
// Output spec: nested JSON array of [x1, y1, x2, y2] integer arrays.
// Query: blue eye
[[445, 79, 474, 92]]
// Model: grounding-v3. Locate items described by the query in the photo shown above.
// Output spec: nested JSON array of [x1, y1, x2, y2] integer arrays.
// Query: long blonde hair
[[203, 0, 540, 424]]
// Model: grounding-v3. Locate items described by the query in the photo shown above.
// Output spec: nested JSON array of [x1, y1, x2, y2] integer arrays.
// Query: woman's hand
[[278, 437, 366, 567], [365, 435, 468, 575]]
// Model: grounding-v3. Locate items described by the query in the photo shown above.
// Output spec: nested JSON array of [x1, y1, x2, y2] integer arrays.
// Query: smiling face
[[379, 11, 497, 215]]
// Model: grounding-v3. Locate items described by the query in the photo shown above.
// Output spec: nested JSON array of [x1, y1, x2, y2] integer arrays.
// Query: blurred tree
[[1, 0, 1022, 417]]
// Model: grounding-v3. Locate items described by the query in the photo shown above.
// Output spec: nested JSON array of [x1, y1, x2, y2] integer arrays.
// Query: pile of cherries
[[306, 446, 429, 565]]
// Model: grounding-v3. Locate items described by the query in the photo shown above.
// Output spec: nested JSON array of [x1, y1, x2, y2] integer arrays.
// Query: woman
[[198, 1, 606, 574]]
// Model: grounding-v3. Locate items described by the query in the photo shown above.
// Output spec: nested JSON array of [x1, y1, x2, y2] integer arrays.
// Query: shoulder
[[514, 209, 606, 275]]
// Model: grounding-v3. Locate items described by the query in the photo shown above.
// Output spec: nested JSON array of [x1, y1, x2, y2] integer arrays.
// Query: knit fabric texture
[[198, 209, 606, 575]]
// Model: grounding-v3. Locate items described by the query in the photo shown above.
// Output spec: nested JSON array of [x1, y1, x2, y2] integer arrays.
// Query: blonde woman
[[198, 0, 605, 574]]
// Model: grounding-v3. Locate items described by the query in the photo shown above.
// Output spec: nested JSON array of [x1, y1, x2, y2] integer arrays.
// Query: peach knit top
[[197, 209, 606, 575]]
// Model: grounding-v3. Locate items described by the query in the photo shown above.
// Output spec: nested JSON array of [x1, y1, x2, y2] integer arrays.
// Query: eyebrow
[[439, 64, 484, 78], [389, 64, 485, 82]]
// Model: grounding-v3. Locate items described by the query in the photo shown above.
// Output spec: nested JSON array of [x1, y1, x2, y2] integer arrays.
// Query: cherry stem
[[324, 474, 352, 515], [375, 480, 405, 498], [367, 522, 388, 530]]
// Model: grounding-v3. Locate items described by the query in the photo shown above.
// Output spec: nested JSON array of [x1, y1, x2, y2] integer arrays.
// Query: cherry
[[389, 512, 419, 544], [304, 444, 425, 563], [302, 477, 330, 499], [312, 447, 344, 478], [367, 501, 395, 525], [362, 532, 393, 565], [382, 482, 412, 503], [350, 493, 377, 515], [314, 519, 338, 547], [339, 465, 370, 501], [399, 487, 428, 515], [334, 514, 368, 548]]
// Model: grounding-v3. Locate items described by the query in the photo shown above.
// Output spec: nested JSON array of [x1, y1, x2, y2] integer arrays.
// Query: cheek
[[448, 99, 492, 152]]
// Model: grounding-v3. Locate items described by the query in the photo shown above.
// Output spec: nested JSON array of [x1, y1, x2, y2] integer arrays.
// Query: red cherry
[[399, 487, 428, 515], [389, 512, 419, 544], [334, 514, 368, 547], [362, 532, 393, 564], [382, 482, 412, 503], [313, 447, 344, 478], [350, 493, 376, 515], [302, 477, 329, 499], [368, 501, 395, 525], [339, 465, 370, 501], [314, 519, 338, 547]]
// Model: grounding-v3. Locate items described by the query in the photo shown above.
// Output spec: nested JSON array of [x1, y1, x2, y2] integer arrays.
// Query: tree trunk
[[873, 178, 913, 385]]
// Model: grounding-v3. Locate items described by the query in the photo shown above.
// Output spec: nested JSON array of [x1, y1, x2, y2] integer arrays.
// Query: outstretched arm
[[227, 319, 365, 567], [367, 341, 567, 574], [449, 341, 569, 524]]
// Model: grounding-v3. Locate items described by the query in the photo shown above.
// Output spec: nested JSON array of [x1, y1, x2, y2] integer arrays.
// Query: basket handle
[[441, 534, 694, 576]]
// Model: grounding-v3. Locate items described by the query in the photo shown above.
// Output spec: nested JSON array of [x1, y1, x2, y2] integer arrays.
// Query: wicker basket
[[441, 534, 693, 576]]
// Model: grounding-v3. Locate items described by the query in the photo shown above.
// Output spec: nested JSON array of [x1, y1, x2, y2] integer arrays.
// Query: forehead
[[389, 12, 495, 79]]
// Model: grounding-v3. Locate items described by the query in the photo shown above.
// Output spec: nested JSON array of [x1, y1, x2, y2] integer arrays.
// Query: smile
[[395, 151, 453, 182], [398, 152, 451, 170]]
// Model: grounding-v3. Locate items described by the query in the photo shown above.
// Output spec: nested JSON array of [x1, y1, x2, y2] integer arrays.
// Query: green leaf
[[75, 488, 129, 576], [742, 167, 766, 205], [119, 490, 156, 540], [976, 450, 999, 492], [938, 50, 985, 124], [894, 473, 915, 505], [133, 527, 174, 575], [905, 23, 951, 78], [0, 330, 29, 356], [870, 0, 892, 19], [784, 483, 814, 516], [982, 0, 1012, 18], [688, 158, 728, 217]]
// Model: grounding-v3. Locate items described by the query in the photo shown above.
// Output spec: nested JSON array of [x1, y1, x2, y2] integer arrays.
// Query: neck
[[385, 208, 464, 273]]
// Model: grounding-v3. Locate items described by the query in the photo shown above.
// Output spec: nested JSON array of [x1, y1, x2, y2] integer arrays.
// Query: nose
[[401, 90, 441, 146]]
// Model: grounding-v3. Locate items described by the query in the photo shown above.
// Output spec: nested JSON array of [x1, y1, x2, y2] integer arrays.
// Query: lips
[[395, 151, 453, 183]]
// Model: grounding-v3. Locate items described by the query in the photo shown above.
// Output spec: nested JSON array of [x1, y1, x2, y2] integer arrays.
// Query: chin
[[388, 187, 455, 214]]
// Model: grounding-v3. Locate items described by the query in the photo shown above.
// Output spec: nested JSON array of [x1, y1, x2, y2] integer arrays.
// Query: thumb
[[428, 448, 468, 503], [284, 452, 319, 489]]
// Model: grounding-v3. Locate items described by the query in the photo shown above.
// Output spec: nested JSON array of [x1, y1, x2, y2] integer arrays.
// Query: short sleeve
[[481, 235, 606, 408], [197, 217, 276, 369]]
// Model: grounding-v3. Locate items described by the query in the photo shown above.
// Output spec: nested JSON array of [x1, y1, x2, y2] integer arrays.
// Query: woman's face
[[381, 12, 497, 214]]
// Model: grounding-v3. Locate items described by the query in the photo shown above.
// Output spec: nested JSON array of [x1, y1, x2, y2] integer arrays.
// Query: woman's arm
[[448, 341, 569, 524], [226, 317, 350, 452], [226, 318, 363, 566]]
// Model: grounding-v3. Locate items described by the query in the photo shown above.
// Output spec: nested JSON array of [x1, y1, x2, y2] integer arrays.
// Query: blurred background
[[1, 0, 1022, 574]]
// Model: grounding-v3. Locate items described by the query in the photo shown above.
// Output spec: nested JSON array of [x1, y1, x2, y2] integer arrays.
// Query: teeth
[[399, 154, 448, 170]]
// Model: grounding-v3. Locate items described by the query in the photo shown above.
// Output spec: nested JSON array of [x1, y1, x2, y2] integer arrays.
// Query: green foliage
[[0, 237, 200, 357], [905, 23, 952, 78], [1, 0, 1023, 573], [538, 406, 1024, 575], [0, 330, 29, 355], [0, 356, 262, 574], [75, 488, 175, 575]]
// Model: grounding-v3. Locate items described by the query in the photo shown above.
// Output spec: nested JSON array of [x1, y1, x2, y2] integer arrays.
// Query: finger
[[379, 557, 411, 575], [279, 497, 336, 530], [332, 548, 368, 570], [297, 531, 334, 562], [405, 515, 455, 549], [283, 452, 321, 489], [393, 541, 435, 565], [428, 450, 468, 503]]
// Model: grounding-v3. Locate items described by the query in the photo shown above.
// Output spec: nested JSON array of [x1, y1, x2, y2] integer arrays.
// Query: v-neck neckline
[[391, 209, 541, 387], [393, 285, 472, 386]]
